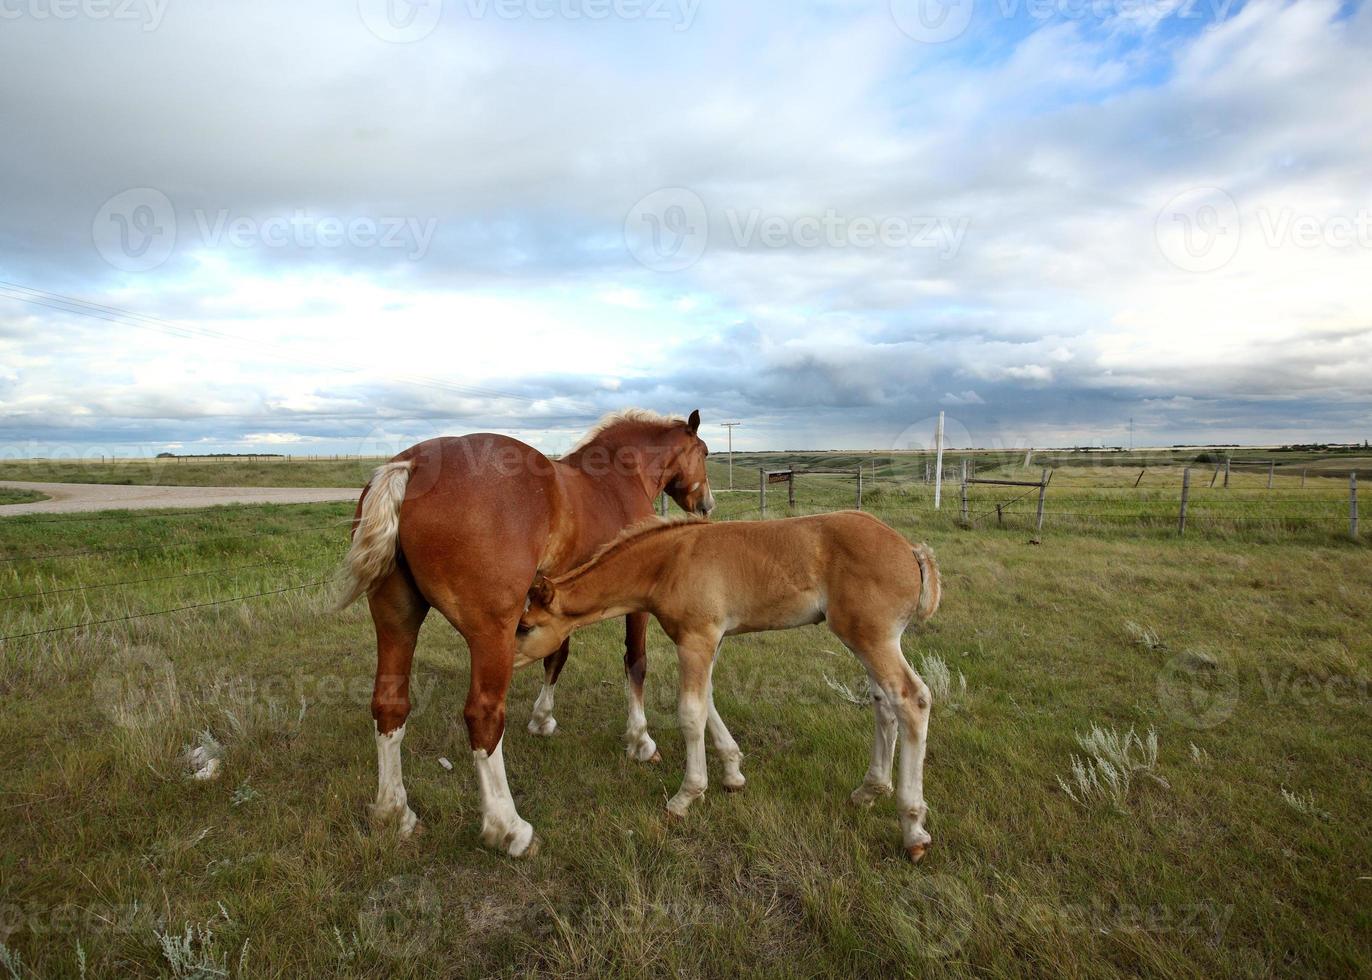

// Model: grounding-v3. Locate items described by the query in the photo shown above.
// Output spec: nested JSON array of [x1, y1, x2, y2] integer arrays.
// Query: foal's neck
[[557, 523, 690, 620]]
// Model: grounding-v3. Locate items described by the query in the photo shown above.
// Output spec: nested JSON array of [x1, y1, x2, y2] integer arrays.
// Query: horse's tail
[[911, 543, 941, 624], [336, 461, 413, 610]]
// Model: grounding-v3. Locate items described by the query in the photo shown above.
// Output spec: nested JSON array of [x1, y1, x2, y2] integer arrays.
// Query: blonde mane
[[567, 409, 685, 454], [553, 514, 707, 585]]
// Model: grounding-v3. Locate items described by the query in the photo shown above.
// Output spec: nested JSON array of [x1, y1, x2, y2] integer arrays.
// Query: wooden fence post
[[855, 467, 863, 511], [659, 491, 668, 516], [959, 471, 969, 525], [1351, 472, 1359, 541], [996, 503, 1004, 526], [1209, 466, 1219, 488], [1301, 469, 1307, 488], [1267, 461, 1275, 490], [1035, 468, 1049, 533], [759, 468, 766, 515], [1179, 468, 1191, 536], [1135, 468, 1146, 487], [1224, 457, 1230, 489], [788, 472, 796, 508]]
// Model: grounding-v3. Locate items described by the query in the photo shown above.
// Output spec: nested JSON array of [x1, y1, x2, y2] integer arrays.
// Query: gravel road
[[0, 480, 360, 516]]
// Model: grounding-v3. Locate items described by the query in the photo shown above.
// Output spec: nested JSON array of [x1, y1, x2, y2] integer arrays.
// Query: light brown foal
[[518, 512, 942, 861]]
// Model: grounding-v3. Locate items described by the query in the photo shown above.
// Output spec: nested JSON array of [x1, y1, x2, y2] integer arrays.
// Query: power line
[[0, 579, 331, 642], [0, 558, 303, 602], [0, 520, 348, 563]]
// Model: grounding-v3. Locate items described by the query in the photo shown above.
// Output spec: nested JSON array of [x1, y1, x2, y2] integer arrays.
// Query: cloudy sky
[[1, 0, 1369, 457]]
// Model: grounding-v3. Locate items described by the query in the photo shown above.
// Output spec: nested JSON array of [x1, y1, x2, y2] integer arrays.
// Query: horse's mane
[[553, 514, 707, 584], [567, 409, 685, 455]]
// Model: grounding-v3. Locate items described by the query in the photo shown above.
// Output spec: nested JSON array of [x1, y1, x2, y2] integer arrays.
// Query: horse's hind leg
[[842, 627, 933, 862], [457, 615, 537, 858], [850, 682, 897, 807], [527, 639, 569, 737], [623, 612, 661, 763], [878, 648, 933, 862], [704, 642, 744, 790], [367, 567, 429, 838]]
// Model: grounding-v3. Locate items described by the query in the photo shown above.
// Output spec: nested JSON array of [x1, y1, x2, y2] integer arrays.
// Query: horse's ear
[[687, 409, 701, 435], [529, 573, 556, 608]]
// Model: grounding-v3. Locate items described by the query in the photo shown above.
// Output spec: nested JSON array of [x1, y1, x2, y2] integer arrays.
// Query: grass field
[[0, 488, 47, 506], [0, 460, 1369, 977]]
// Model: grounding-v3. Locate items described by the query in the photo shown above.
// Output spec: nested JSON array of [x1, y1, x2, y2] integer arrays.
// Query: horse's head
[[663, 409, 715, 517]]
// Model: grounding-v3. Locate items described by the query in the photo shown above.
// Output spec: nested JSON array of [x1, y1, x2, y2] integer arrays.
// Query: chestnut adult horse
[[337, 409, 714, 856]]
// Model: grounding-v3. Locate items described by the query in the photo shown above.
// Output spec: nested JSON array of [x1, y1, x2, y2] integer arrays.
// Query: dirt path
[[0, 480, 360, 516]]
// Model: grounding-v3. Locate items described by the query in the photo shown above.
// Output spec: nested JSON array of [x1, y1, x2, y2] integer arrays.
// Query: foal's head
[[517, 574, 572, 660], [662, 409, 715, 517]]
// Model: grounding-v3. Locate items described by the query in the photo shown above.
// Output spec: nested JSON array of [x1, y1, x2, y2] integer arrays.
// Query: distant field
[[0, 467, 1367, 976]]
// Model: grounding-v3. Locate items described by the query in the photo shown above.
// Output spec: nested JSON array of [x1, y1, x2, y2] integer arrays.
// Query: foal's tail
[[335, 461, 413, 610], [911, 543, 941, 624]]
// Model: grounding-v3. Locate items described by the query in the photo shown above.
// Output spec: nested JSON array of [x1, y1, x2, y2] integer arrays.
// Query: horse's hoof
[[527, 716, 557, 737], [906, 842, 930, 863], [514, 834, 541, 859], [648, 750, 662, 764], [722, 779, 746, 793]]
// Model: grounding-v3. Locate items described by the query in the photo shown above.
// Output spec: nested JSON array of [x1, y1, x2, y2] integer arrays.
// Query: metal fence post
[[759, 468, 766, 515], [1179, 468, 1191, 536], [856, 467, 863, 510], [1352, 472, 1359, 541], [1035, 468, 1049, 533]]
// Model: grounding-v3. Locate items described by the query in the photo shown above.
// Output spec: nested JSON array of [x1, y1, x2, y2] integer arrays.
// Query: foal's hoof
[[906, 842, 930, 863], [722, 777, 746, 793], [647, 750, 662, 764], [849, 783, 893, 808], [527, 715, 558, 737]]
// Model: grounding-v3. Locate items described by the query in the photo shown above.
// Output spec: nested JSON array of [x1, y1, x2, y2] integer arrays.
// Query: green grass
[[0, 488, 47, 506], [0, 471, 1368, 976]]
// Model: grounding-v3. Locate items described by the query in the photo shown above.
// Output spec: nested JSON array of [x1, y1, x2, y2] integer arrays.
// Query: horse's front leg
[[527, 638, 569, 736], [666, 635, 716, 817], [623, 612, 661, 763]]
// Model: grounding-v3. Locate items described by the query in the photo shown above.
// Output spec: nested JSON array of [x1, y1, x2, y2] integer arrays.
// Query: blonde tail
[[912, 543, 941, 624], [336, 461, 412, 609]]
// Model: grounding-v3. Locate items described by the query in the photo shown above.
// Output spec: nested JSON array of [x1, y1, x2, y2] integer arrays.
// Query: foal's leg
[[366, 569, 429, 838], [623, 612, 661, 763], [871, 647, 933, 861], [666, 636, 716, 818], [527, 638, 569, 737], [850, 681, 897, 807], [459, 617, 537, 857], [704, 643, 745, 790]]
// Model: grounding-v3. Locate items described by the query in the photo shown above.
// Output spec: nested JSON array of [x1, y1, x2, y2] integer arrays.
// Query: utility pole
[[720, 422, 742, 490]]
